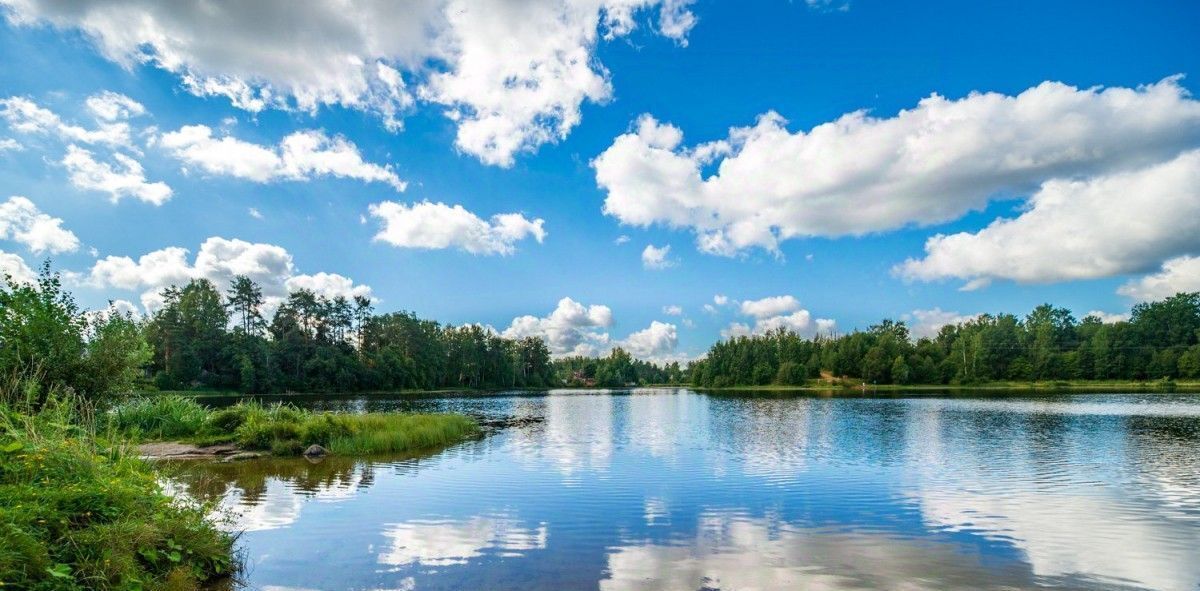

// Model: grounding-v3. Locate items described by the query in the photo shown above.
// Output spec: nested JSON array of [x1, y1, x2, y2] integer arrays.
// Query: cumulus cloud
[[369, 200, 545, 255], [713, 294, 728, 306], [739, 295, 800, 318], [3, 0, 696, 166], [619, 320, 678, 359], [897, 149, 1200, 287], [594, 78, 1200, 256], [662, 305, 683, 316], [722, 295, 834, 338], [84, 91, 145, 121], [0, 138, 21, 151], [0, 95, 134, 147], [1117, 256, 1200, 302], [615, 234, 630, 245], [62, 145, 173, 204], [0, 250, 36, 284], [0, 196, 80, 254], [641, 243, 676, 270], [502, 297, 613, 357], [87, 236, 370, 312], [1085, 310, 1131, 324], [159, 125, 406, 191], [903, 308, 980, 339]]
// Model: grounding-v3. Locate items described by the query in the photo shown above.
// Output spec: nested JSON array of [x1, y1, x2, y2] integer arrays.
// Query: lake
[[169, 389, 1200, 591]]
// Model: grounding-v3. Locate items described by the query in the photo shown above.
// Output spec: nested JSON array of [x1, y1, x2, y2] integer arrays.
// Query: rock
[[303, 444, 328, 457]]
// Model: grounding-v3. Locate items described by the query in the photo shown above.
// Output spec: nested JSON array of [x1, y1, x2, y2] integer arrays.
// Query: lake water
[[170, 389, 1200, 591]]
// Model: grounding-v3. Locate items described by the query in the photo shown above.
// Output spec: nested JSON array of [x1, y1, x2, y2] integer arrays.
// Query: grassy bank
[[0, 396, 236, 590], [107, 396, 480, 456]]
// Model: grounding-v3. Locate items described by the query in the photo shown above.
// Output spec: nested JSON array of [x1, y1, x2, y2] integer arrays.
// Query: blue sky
[[1, 0, 1198, 361]]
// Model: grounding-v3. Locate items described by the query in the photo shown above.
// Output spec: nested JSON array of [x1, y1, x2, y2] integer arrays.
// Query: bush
[[0, 391, 236, 590]]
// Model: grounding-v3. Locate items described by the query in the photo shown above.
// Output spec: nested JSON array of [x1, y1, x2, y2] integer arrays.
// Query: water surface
[[171, 389, 1200, 591]]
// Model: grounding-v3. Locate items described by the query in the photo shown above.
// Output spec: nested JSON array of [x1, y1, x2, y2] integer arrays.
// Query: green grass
[[105, 395, 480, 456], [325, 413, 479, 455], [0, 391, 236, 590]]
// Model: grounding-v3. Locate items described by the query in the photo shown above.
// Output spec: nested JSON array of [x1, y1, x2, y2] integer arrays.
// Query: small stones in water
[[303, 444, 329, 457]]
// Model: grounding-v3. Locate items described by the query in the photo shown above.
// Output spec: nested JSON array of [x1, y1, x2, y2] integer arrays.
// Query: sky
[[0, 0, 1198, 363]]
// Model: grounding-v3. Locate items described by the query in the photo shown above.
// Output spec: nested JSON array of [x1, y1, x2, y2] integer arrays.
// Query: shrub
[[0, 390, 236, 590]]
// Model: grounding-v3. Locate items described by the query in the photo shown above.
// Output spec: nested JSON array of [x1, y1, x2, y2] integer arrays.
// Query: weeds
[[0, 383, 237, 590], [104, 395, 480, 456]]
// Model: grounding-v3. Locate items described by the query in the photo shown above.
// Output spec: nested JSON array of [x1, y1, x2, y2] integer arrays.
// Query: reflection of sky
[[184, 391, 1200, 591], [379, 515, 547, 566]]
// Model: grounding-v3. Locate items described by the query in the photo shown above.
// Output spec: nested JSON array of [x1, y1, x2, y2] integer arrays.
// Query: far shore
[[141, 379, 1200, 399]]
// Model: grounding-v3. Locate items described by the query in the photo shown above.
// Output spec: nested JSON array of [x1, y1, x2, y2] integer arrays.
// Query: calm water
[[169, 389, 1200, 591]]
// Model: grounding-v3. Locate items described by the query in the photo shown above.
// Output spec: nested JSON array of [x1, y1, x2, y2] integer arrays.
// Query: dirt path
[[136, 441, 260, 461]]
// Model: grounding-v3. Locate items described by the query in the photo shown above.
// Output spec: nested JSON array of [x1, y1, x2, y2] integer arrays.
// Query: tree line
[[690, 294, 1200, 387]]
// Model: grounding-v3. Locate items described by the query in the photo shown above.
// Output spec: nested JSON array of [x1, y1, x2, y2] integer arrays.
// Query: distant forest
[[691, 293, 1200, 387], [141, 276, 682, 393], [6, 268, 1198, 395]]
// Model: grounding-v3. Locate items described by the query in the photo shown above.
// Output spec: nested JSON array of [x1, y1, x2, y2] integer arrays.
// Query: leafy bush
[[0, 390, 236, 590]]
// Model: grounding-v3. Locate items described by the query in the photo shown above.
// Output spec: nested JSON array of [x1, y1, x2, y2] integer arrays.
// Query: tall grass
[[104, 395, 480, 456], [0, 382, 236, 590], [105, 396, 210, 440], [326, 414, 479, 455]]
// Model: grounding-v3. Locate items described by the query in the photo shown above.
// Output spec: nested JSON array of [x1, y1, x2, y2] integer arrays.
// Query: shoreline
[[143, 380, 1200, 399]]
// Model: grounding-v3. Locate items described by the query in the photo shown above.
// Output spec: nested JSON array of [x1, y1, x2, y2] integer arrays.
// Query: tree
[[226, 275, 264, 335], [0, 264, 86, 402]]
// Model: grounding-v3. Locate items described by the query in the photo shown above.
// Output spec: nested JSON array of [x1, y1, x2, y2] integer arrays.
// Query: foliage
[[104, 396, 479, 456], [691, 293, 1200, 387], [0, 265, 151, 406], [554, 347, 685, 387], [0, 385, 235, 590]]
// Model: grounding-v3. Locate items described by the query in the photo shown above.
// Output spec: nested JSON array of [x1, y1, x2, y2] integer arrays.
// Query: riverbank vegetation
[[107, 395, 478, 456], [0, 388, 236, 590], [692, 293, 1200, 387]]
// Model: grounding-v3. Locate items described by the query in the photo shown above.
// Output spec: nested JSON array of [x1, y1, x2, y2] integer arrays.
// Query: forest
[[0, 266, 683, 397], [128, 273, 680, 393], [690, 294, 1200, 387]]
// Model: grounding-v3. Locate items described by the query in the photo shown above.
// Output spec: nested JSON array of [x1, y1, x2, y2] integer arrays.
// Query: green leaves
[[46, 563, 72, 579]]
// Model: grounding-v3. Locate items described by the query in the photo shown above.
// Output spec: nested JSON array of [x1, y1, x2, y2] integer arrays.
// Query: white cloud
[[84, 91, 145, 121], [248, 207, 263, 219], [662, 305, 683, 316], [615, 234, 630, 245], [897, 149, 1200, 287], [619, 320, 678, 359], [502, 297, 613, 357], [904, 308, 979, 339], [702, 304, 717, 314], [62, 144, 173, 204], [159, 125, 405, 191], [1117, 256, 1200, 302], [0, 95, 134, 147], [1085, 310, 1131, 324], [0, 196, 80, 254], [87, 236, 370, 312], [4, 1, 696, 166], [641, 243, 675, 269], [713, 294, 728, 306], [0, 138, 21, 151], [723, 295, 834, 338], [284, 272, 373, 302], [739, 295, 800, 318], [369, 200, 545, 255], [594, 78, 1200, 255], [0, 250, 36, 284]]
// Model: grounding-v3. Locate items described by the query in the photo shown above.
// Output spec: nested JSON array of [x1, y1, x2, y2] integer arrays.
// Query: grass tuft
[[103, 395, 479, 457]]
